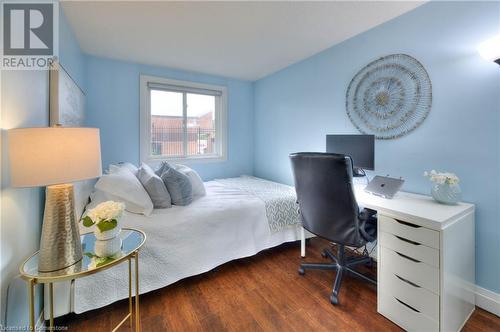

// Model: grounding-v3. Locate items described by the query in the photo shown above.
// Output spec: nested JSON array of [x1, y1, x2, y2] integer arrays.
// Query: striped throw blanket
[[215, 176, 301, 232]]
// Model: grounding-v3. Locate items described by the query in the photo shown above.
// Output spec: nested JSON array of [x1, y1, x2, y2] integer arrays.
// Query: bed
[[49, 176, 305, 316]]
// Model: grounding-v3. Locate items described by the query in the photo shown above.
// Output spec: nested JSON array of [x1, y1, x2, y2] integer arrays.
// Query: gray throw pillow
[[155, 161, 172, 177], [137, 163, 172, 208], [160, 167, 193, 206]]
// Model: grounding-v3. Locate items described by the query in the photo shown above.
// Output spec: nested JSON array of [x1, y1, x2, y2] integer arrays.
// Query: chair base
[[298, 244, 376, 305]]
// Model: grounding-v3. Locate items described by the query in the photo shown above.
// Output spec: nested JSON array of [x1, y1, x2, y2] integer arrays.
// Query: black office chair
[[290, 152, 377, 305]]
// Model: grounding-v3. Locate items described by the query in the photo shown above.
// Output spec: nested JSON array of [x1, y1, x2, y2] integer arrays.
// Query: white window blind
[[147, 82, 223, 96]]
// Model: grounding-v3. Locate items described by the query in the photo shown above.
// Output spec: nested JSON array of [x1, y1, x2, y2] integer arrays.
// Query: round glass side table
[[20, 228, 146, 331]]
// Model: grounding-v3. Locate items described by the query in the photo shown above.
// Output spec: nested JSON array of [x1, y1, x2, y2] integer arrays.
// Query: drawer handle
[[395, 251, 421, 263], [395, 235, 421, 246], [395, 274, 421, 288], [395, 297, 421, 313], [395, 219, 421, 228]]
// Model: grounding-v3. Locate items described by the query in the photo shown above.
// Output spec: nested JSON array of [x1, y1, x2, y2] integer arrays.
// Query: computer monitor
[[326, 134, 374, 176]]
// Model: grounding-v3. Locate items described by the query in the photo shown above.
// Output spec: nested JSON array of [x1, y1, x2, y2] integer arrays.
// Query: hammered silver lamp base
[[38, 183, 83, 272]]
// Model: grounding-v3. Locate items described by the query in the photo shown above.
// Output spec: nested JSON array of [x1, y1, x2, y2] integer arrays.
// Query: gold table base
[[27, 251, 141, 332]]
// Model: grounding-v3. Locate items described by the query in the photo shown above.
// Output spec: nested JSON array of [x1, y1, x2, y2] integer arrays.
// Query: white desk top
[[353, 183, 474, 230]]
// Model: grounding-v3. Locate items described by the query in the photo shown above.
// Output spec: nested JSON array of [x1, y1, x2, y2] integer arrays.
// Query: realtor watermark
[[1, 0, 58, 70]]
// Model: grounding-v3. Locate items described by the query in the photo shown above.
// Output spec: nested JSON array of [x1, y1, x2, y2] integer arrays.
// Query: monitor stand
[[353, 167, 366, 177]]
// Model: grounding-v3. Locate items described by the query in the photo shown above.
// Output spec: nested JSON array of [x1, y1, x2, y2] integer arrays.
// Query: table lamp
[[8, 127, 102, 272]]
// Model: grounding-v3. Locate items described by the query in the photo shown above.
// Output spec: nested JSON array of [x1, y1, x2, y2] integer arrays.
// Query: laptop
[[364, 175, 404, 199]]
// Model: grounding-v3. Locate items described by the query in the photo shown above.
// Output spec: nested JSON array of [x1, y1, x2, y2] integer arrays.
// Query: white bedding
[[74, 180, 302, 313]]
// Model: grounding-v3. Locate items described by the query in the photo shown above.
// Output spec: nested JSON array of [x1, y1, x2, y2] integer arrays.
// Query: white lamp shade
[[478, 35, 500, 62], [8, 127, 102, 187]]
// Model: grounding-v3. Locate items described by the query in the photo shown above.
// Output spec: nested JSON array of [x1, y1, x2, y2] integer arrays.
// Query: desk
[[300, 184, 475, 332]]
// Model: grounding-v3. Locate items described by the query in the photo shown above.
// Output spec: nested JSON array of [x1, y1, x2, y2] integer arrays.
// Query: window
[[140, 75, 227, 163]]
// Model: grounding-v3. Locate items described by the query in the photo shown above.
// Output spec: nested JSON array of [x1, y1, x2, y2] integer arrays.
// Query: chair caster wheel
[[330, 294, 339, 305], [321, 250, 327, 258], [298, 268, 305, 276]]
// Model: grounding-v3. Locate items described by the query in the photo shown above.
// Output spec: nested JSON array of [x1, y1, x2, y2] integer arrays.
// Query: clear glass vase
[[94, 237, 122, 257], [431, 183, 461, 205]]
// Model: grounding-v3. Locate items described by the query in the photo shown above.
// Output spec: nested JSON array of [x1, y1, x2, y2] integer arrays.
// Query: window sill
[[144, 155, 227, 166]]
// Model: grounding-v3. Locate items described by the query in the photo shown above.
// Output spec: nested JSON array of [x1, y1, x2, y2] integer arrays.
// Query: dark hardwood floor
[[61, 238, 500, 331]]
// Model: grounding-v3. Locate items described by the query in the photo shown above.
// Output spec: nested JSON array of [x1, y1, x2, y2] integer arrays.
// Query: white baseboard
[[475, 285, 500, 317]]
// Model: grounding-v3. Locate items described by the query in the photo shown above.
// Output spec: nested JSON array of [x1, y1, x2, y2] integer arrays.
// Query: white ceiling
[[61, 1, 425, 81]]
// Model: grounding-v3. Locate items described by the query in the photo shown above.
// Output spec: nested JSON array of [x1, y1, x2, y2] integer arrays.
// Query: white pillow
[[87, 189, 148, 213], [94, 168, 153, 216], [173, 164, 206, 198], [108, 162, 139, 177]]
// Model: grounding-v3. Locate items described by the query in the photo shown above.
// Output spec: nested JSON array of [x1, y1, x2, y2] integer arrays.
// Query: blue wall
[[254, 1, 500, 293], [1, 71, 47, 328], [85, 56, 254, 180], [0, 6, 86, 328], [58, 6, 86, 91]]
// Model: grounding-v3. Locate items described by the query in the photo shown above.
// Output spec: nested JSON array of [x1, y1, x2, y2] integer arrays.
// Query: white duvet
[[74, 180, 302, 313]]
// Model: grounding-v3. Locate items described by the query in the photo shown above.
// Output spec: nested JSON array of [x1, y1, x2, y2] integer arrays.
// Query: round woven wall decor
[[346, 54, 432, 139]]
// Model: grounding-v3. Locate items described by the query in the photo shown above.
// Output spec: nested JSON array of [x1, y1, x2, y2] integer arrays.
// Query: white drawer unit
[[380, 245, 439, 295], [379, 215, 440, 249], [380, 267, 439, 321], [379, 291, 439, 332], [380, 231, 439, 268], [377, 210, 475, 332]]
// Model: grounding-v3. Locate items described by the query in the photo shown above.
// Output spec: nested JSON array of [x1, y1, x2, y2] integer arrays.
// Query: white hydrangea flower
[[424, 170, 460, 185], [88, 201, 125, 222]]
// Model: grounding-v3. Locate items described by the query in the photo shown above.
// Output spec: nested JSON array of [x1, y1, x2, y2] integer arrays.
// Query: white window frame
[[140, 75, 227, 165]]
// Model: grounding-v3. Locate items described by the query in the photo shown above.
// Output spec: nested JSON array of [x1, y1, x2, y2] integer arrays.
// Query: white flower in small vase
[[424, 170, 461, 205], [82, 201, 125, 240]]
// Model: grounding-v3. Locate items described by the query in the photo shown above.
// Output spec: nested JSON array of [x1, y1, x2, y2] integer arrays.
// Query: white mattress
[[73, 180, 302, 313]]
